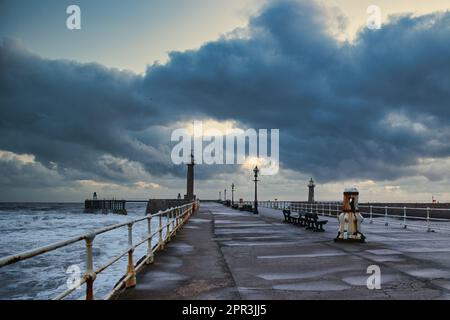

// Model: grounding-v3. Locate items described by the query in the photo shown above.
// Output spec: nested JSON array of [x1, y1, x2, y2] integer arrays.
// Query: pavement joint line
[[324, 241, 450, 295], [208, 207, 243, 300]]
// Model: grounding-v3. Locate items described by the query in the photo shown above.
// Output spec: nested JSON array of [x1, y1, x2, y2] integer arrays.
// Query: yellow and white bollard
[[335, 188, 366, 243]]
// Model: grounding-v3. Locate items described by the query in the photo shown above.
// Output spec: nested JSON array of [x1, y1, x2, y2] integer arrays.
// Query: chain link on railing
[[0, 201, 199, 300]]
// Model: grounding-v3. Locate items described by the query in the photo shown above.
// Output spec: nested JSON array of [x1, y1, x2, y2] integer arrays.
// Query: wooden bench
[[282, 209, 291, 222], [305, 213, 328, 232], [283, 209, 306, 226], [240, 204, 253, 212]]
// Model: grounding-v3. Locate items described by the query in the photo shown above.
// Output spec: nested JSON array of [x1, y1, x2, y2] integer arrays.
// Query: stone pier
[[118, 202, 450, 300]]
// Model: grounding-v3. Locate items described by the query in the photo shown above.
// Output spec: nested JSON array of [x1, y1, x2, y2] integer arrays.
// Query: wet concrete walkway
[[119, 202, 450, 300]]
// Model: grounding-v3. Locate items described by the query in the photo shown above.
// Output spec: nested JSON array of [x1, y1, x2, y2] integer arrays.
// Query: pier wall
[[146, 199, 191, 214], [84, 200, 127, 215]]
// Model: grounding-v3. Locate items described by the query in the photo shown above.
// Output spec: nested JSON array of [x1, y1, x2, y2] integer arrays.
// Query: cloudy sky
[[1, 0, 450, 202]]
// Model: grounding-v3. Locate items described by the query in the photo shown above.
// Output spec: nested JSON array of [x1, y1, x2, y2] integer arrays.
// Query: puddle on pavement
[[169, 243, 194, 255], [257, 266, 362, 281], [367, 255, 405, 262], [189, 218, 211, 223], [258, 252, 347, 259], [215, 224, 272, 228], [404, 268, 450, 279], [431, 279, 450, 290], [273, 280, 351, 291], [341, 274, 399, 286], [223, 241, 299, 247], [404, 248, 450, 253], [138, 272, 188, 290], [366, 249, 402, 255], [184, 225, 200, 229]]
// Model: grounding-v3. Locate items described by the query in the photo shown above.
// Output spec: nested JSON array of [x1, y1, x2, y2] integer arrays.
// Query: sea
[[0, 202, 166, 300]]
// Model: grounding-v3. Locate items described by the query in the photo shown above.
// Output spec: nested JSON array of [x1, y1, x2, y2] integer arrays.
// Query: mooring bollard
[[125, 223, 136, 288], [84, 233, 96, 300]]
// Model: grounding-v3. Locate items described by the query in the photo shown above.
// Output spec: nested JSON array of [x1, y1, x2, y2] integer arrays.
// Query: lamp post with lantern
[[253, 166, 259, 214], [231, 183, 235, 206]]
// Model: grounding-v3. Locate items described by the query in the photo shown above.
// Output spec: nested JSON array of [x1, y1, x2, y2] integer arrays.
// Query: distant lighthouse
[[184, 152, 195, 201], [308, 178, 315, 203]]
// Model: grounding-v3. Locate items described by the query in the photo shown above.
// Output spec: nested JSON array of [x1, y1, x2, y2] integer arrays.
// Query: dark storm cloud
[[0, 38, 179, 184], [143, 0, 450, 182], [1, 0, 450, 189]]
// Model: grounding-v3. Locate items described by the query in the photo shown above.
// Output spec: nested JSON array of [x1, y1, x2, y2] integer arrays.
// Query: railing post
[[328, 203, 331, 216], [427, 207, 431, 232], [172, 208, 176, 234], [84, 233, 96, 300], [370, 205, 373, 224], [159, 211, 164, 250], [172, 208, 177, 236], [174, 208, 178, 230], [125, 223, 136, 288], [166, 210, 171, 242], [322, 203, 325, 216], [403, 207, 407, 229], [146, 215, 154, 264], [384, 206, 388, 226]]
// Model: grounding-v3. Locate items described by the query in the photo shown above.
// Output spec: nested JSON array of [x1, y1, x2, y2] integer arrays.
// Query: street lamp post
[[224, 189, 227, 202], [253, 166, 259, 214], [231, 183, 235, 206], [219, 191, 221, 201]]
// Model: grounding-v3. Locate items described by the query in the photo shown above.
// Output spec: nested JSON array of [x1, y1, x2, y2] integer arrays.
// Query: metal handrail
[[250, 201, 450, 233], [0, 201, 199, 300]]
